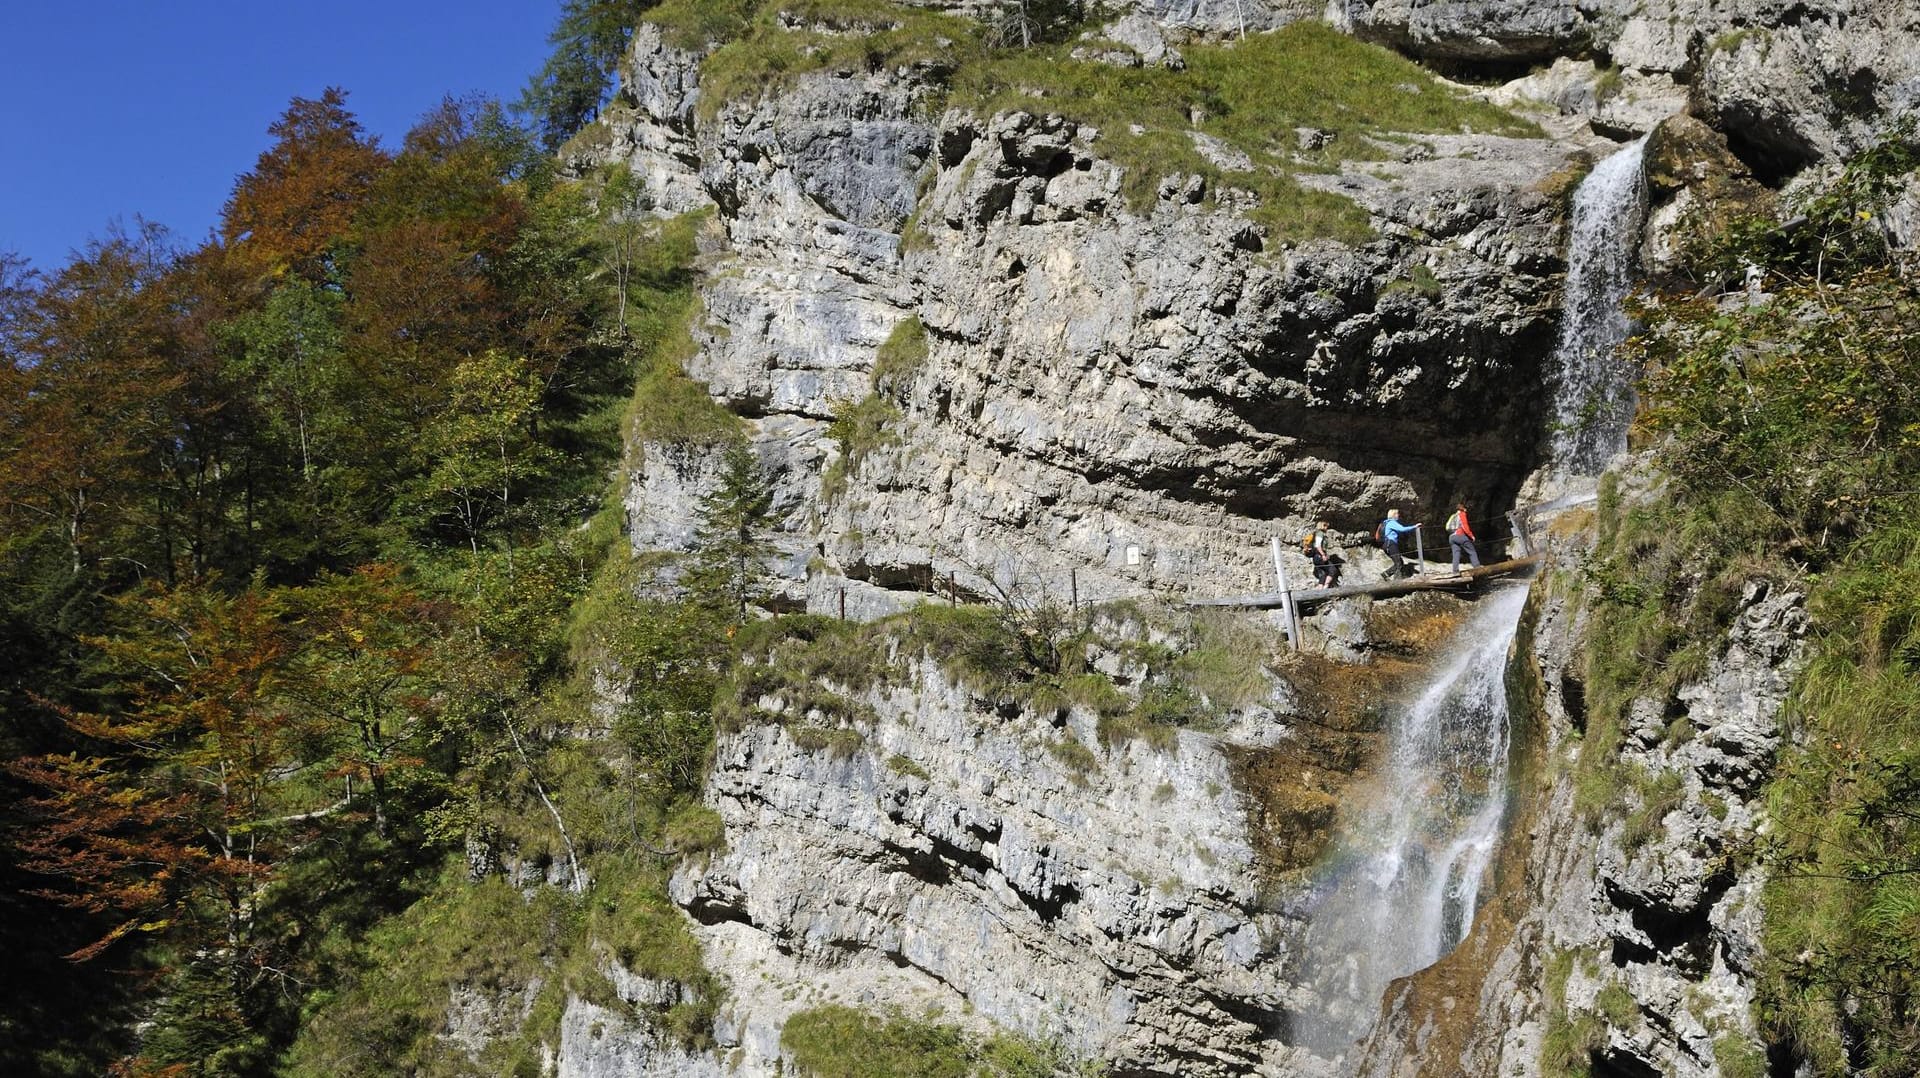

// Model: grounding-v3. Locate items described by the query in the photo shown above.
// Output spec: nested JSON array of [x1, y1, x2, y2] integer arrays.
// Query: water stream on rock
[[1292, 139, 1650, 1060], [1291, 588, 1529, 1055], [1546, 136, 1651, 477]]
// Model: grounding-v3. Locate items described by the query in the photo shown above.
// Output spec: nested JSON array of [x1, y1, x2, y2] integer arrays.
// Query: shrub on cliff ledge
[[781, 1004, 1071, 1077]]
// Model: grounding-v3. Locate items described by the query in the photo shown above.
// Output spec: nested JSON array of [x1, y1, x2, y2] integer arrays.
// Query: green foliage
[[662, 802, 728, 856], [622, 214, 741, 449], [1620, 767, 1687, 852], [1047, 736, 1100, 775], [1384, 262, 1442, 299], [887, 753, 932, 780], [1618, 133, 1920, 1073], [821, 391, 903, 501], [284, 856, 721, 1074], [684, 441, 776, 618], [791, 724, 867, 756], [282, 868, 582, 1077], [953, 23, 1533, 242], [571, 557, 730, 795], [1684, 120, 1917, 287], [1758, 520, 1920, 1073], [781, 1004, 1075, 1077], [1715, 1032, 1769, 1078], [696, 0, 978, 122], [872, 314, 929, 394], [400, 349, 560, 551], [1633, 271, 1920, 552], [643, 0, 763, 50], [1570, 478, 1775, 826], [1539, 950, 1602, 1078], [1596, 981, 1640, 1029]]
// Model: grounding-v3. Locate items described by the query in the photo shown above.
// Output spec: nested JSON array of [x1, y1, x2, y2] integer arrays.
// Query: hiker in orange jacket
[[1448, 503, 1482, 573]]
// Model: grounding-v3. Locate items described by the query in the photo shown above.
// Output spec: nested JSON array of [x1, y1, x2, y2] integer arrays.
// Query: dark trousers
[[1450, 533, 1482, 571], [1312, 554, 1339, 587], [1383, 540, 1406, 578]]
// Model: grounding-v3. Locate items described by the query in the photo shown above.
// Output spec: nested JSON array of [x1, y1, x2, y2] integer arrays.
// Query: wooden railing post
[[1271, 537, 1302, 651]]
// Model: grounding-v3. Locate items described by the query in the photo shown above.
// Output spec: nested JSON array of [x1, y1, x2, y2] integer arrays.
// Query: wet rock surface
[[1353, 483, 1809, 1078]]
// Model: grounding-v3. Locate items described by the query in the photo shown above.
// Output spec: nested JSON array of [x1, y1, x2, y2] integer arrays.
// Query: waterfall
[[1293, 588, 1530, 1057], [1547, 136, 1649, 476]]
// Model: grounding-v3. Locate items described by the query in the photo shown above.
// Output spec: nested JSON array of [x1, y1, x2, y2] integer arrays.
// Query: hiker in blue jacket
[[1377, 509, 1421, 580]]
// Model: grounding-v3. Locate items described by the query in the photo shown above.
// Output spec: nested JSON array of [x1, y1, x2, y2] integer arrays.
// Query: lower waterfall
[[1293, 587, 1530, 1057]]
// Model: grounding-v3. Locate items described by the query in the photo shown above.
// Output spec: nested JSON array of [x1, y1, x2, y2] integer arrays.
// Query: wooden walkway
[[1186, 555, 1543, 611]]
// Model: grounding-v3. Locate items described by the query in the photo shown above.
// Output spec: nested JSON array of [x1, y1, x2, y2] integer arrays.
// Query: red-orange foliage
[[9, 583, 299, 960], [0, 226, 188, 578], [221, 88, 390, 283]]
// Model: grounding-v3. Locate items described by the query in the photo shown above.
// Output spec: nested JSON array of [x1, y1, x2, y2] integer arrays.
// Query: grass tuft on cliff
[[780, 1004, 1074, 1077]]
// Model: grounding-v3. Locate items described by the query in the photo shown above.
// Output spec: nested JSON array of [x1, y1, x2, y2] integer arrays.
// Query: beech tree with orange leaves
[[9, 583, 295, 962], [220, 89, 389, 283]]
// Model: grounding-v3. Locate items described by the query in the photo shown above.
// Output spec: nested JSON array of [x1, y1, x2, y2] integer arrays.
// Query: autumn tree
[[9, 583, 296, 963], [0, 224, 185, 583], [221, 89, 389, 283]]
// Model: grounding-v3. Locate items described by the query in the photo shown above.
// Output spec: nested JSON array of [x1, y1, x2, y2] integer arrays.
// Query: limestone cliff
[[525, 1, 1916, 1074]]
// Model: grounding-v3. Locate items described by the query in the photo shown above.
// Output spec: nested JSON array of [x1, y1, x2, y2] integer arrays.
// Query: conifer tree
[[519, 1, 659, 152], [685, 442, 773, 619]]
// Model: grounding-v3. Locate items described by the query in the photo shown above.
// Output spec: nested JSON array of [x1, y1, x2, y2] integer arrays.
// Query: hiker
[[1447, 502, 1482, 573], [1305, 520, 1341, 587], [1377, 509, 1421, 580]]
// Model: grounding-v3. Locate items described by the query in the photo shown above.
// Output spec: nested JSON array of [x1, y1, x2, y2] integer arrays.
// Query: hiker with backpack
[[1376, 509, 1420, 580], [1447, 502, 1483, 573], [1304, 520, 1341, 587]]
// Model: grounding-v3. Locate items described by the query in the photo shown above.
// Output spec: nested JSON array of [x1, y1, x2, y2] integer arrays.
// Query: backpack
[[1373, 521, 1384, 543], [1446, 511, 1461, 533], [1302, 532, 1317, 555]]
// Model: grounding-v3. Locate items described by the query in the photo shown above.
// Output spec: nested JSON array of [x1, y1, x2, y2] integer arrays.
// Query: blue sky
[[1, 1, 562, 271]]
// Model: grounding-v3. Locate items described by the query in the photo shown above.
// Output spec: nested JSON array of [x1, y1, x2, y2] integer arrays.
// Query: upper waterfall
[[1546, 136, 1650, 477]]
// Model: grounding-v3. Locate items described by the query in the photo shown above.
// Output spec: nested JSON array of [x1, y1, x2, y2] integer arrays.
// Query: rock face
[[600, 17, 1592, 622], [672, 661, 1311, 1076], [1346, 0, 1920, 178]]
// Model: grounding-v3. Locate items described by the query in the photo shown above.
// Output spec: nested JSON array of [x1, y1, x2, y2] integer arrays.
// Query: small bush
[[663, 802, 728, 856], [1621, 768, 1687, 852], [872, 315, 929, 394], [1048, 736, 1100, 774], [791, 724, 867, 757], [886, 753, 931, 780]]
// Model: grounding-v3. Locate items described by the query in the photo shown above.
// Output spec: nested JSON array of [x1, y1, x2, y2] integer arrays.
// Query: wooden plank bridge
[[1186, 554, 1544, 611], [1182, 494, 1577, 648]]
